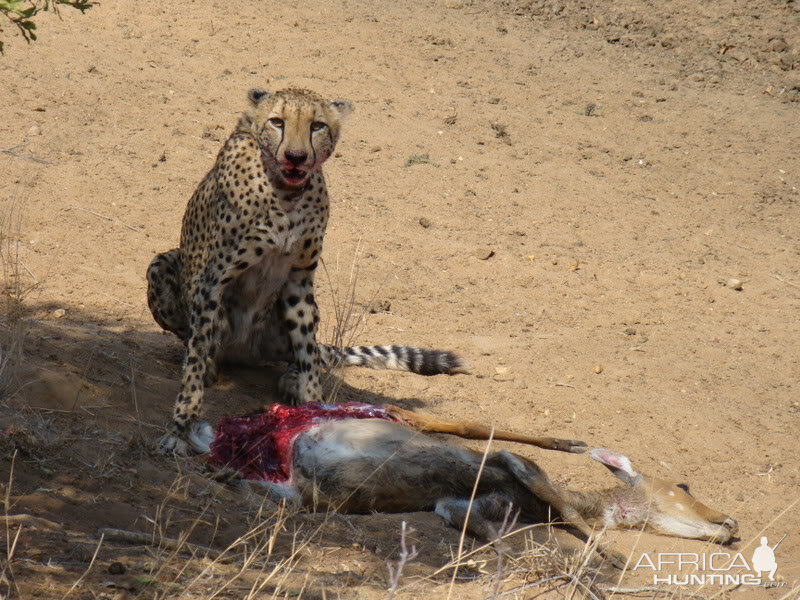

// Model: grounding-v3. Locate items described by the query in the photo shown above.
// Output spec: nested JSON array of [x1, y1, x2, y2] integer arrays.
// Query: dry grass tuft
[[0, 202, 34, 403]]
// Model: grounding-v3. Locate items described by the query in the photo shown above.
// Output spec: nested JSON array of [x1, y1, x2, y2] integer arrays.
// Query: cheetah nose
[[285, 150, 308, 166]]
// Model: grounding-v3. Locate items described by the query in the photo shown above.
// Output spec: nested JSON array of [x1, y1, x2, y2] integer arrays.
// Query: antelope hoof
[[553, 439, 588, 453]]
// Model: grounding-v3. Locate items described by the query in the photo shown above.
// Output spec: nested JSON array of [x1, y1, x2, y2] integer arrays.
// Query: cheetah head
[[245, 88, 354, 191]]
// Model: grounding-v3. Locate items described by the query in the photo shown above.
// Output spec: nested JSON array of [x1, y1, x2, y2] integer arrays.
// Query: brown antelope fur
[[203, 412, 737, 567]]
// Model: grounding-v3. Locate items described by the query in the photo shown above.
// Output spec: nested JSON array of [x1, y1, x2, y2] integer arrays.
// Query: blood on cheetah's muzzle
[[280, 167, 308, 188]]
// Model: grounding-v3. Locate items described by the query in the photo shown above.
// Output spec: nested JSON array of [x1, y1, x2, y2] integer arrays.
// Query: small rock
[[767, 37, 788, 53], [623, 327, 637, 336], [28, 124, 41, 136], [726, 278, 743, 291], [493, 367, 514, 382], [108, 562, 126, 575], [371, 146, 382, 153], [419, 217, 432, 228], [594, 364, 604, 374], [67, 543, 94, 563], [472, 248, 494, 260], [53, 308, 66, 319], [368, 299, 391, 313]]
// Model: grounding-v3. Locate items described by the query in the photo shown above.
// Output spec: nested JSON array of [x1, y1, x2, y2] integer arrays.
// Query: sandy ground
[[0, 0, 798, 598]]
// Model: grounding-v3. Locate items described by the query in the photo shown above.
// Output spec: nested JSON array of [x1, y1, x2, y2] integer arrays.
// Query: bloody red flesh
[[210, 402, 397, 482]]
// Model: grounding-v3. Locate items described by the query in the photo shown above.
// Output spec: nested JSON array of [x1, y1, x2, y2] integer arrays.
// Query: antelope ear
[[329, 99, 354, 119], [589, 448, 641, 486], [248, 88, 272, 106]]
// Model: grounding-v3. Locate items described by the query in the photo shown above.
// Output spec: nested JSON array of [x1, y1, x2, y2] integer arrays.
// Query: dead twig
[[0, 144, 52, 165], [0, 514, 61, 530], [74, 206, 142, 232], [447, 430, 494, 599], [386, 521, 419, 599], [98, 527, 221, 558], [773, 273, 800, 289], [495, 575, 569, 598], [61, 533, 104, 599], [600, 585, 711, 599]]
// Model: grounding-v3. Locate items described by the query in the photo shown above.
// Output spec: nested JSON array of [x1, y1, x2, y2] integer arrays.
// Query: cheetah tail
[[319, 344, 470, 376]]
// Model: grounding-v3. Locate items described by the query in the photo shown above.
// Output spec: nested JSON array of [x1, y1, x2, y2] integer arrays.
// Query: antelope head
[[589, 448, 738, 543]]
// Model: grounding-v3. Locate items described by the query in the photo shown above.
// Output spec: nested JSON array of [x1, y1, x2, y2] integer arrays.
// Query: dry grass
[[0, 202, 31, 403], [318, 240, 393, 402]]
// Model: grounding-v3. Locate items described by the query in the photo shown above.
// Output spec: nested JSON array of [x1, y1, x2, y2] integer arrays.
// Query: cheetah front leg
[[158, 265, 227, 455], [158, 236, 275, 455], [278, 264, 325, 405]]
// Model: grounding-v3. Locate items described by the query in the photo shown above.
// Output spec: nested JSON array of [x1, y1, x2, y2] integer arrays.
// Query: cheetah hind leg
[[146, 249, 190, 341]]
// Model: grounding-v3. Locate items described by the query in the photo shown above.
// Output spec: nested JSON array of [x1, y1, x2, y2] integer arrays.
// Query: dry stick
[[773, 273, 800, 289], [601, 585, 711, 599], [1, 451, 22, 599], [74, 206, 142, 232], [446, 429, 495, 600], [0, 514, 61, 530], [1, 453, 23, 600], [495, 575, 574, 599], [487, 505, 518, 600], [0, 145, 52, 164], [61, 533, 104, 599], [777, 584, 800, 600], [98, 527, 221, 558], [386, 521, 419, 600]]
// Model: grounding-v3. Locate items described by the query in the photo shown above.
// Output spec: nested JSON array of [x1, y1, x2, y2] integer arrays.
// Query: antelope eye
[[268, 118, 285, 128], [676, 483, 692, 495], [310, 121, 327, 132]]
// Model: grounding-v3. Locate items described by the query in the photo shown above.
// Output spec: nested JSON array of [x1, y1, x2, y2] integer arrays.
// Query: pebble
[[28, 124, 41, 136], [369, 299, 391, 313], [727, 278, 743, 291], [472, 248, 494, 260], [108, 562, 126, 575], [419, 217, 431, 228], [53, 308, 66, 319], [594, 364, 604, 374], [493, 366, 514, 382]]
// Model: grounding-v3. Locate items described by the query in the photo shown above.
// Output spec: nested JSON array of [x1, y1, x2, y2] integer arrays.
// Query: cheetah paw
[[278, 368, 303, 406], [157, 421, 215, 456]]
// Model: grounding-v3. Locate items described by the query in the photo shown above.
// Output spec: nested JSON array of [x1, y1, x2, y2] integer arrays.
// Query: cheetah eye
[[268, 118, 285, 129], [676, 483, 692, 495], [310, 121, 327, 132]]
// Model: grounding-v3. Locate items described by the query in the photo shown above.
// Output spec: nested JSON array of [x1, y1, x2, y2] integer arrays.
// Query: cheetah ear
[[248, 88, 272, 106], [329, 99, 354, 119]]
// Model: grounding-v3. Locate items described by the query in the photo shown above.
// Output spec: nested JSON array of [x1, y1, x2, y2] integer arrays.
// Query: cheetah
[[147, 87, 467, 455]]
